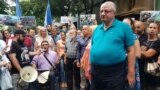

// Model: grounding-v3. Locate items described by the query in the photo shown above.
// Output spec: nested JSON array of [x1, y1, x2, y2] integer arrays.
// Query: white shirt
[[0, 40, 10, 65]]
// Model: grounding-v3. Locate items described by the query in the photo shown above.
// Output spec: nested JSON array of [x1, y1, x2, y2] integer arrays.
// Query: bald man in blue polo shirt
[[90, 1, 135, 90]]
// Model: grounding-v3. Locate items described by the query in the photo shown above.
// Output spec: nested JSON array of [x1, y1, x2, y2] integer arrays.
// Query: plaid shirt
[[66, 39, 79, 59]]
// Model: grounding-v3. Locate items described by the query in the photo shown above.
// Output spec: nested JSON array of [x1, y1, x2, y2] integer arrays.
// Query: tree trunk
[[82, 0, 87, 14], [90, 0, 94, 14]]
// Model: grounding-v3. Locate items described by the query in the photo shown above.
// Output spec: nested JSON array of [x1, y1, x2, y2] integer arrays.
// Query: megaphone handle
[[18, 79, 26, 87]]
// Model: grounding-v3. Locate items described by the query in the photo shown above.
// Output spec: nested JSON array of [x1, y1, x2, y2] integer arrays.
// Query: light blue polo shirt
[[90, 19, 134, 65]]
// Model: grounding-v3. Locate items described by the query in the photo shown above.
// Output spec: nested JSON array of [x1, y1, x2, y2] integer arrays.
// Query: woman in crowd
[[81, 25, 97, 83], [140, 22, 160, 90], [56, 31, 67, 88], [0, 39, 10, 67], [1, 29, 11, 44], [34, 27, 55, 51], [0, 39, 12, 90]]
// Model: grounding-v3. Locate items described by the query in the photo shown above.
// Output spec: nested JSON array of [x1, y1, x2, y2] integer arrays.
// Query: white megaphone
[[18, 66, 38, 87], [37, 71, 50, 84]]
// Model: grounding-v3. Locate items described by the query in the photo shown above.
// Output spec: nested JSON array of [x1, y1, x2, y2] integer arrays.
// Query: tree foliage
[[20, 0, 66, 25], [62, 0, 104, 15], [20, 1, 46, 25], [0, 1, 8, 14], [19, 0, 102, 25]]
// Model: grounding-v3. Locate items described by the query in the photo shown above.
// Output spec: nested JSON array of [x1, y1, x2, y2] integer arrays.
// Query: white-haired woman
[[34, 27, 55, 51]]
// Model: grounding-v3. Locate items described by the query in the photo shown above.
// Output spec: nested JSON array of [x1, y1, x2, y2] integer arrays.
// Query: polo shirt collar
[[100, 19, 117, 30]]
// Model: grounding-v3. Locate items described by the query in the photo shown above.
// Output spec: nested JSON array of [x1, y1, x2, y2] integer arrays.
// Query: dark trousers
[[66, 57, 80, 90], [29, 70, 58, 90], [90, 61, 127, 90]]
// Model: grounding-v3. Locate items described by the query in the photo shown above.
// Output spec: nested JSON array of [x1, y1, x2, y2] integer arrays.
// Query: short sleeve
[[0, 40, 6, 51], [54, 52, 58, 63], [31, 55, 38, 65], [151, 40, 160, 53], [134, 34, 138, 40], [9, 42, 17, 54], [124, 24, 134, 48]]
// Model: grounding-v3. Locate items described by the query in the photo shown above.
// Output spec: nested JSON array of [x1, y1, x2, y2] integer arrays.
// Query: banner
[[0, 14, 18, 26], [0, 14, 36, 27], [60, 16, 69, 24], [20, 16, 36, 27], [140, 11, 160, 23], [80, 14, 96, 28]]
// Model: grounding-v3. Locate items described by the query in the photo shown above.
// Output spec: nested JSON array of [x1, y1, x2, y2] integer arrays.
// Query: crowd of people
[[0, 1, 160, 90], [0, 20, 96, 90]]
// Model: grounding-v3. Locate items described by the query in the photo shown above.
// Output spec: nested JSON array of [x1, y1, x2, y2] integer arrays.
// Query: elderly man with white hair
[[90, 1, 135, 90]]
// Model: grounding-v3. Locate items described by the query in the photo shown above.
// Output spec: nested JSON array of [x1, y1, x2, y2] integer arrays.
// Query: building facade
[[89, 0, 160, 23]]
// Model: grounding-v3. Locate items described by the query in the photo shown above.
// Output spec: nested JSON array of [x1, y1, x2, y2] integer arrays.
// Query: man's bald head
[[134, 21, 145, 35], [101, 1, 116, 13]]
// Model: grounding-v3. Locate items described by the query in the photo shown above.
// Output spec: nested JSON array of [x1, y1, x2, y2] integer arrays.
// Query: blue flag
[[16, 0, 22, 18], [44, 0, 52, 27]]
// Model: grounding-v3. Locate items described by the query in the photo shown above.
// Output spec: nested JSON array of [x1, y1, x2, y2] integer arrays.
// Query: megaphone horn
[[37, 71, 50, 84], [18, 66, 38, 87]]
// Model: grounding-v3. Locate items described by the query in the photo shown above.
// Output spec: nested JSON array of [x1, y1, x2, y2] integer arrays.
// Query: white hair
[[101, 1, 117, 12], [36, 25, 42, 30], [40, 26, 47, 31]]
